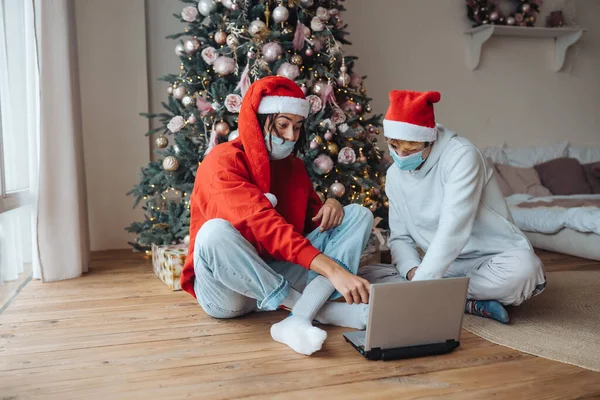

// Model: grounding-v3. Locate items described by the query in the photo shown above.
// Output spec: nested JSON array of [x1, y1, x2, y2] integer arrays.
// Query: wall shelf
[[465, 25, 585, 72]]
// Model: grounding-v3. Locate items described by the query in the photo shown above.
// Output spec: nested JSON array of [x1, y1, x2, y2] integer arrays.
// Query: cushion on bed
[[495, 164, 552, 197], [487, 158, 513, 196], [502, 142, 569, 167], [534, 158, 591, 195], [583, 162, 600, 194]]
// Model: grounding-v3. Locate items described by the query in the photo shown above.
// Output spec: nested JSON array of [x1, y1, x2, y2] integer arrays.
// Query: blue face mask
[[390, 148, 425, 171], [265, 133, 296, 160]]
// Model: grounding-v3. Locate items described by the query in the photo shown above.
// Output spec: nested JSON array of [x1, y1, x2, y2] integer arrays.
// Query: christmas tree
[[127, 0, 388, 252]]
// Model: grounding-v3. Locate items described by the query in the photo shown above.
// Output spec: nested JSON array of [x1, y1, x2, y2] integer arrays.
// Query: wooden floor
[[1, 251, 599, 399]]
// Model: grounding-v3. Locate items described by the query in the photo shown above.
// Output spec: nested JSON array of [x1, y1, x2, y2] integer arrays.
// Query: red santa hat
[[236, 76, 309, 202], [383, 90, 441, 142]]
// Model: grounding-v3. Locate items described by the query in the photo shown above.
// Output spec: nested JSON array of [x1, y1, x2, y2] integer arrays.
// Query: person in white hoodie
[[382, 90, 546, 324]]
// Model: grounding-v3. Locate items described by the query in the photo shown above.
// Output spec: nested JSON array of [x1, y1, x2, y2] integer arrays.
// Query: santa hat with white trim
[[235, 76, 309, 207], [383, 90, 441, 142]]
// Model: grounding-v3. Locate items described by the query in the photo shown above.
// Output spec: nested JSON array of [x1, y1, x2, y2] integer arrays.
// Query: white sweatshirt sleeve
[[413, 146, 486, 281], [387, 177, 421, 279]]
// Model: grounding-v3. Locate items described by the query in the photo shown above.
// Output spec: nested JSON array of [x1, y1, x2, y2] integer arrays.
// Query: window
[[0, 0, 38, 308]]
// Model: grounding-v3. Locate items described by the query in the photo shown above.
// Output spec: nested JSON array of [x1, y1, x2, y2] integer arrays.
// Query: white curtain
[[37, 0, 90, 281], [0, 0, 89, 288]]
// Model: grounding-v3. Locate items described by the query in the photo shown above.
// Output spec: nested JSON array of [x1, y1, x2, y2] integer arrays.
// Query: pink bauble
[[313, 38, 324, 51], [310, 140, 319, 150], [215, 121, 231, 136], [173, 86, 186, 100], [336, 72, 350, 87], [247, 50, 256, 59], [350, 73, 362, 88], [167, 86, 173, 94], [215, 30, 227, 45], [312, 81, 327, 95], [324, 131, 333, 141], [277, 62, 300, 80], [355, 103, 363, 113], [188, 114, 198, 124], [305, 48, 314, 57], [341, 100, 355, 112], [368, 125, 377, 134], [213, 56, 235, 75], [313, 154, 334, 175], [262, 42, 282, 62], [184, 38, 200, 54]]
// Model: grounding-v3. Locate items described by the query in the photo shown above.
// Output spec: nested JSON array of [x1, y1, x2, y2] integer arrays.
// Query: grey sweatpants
[[359, 248, 546, 306]]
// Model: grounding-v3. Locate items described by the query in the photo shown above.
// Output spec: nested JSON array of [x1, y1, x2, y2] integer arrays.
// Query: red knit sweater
[[180, 140, 323, 297]]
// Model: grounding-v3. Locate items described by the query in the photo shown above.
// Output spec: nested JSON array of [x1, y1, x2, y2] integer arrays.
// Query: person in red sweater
[[181, 76, 374, 355]]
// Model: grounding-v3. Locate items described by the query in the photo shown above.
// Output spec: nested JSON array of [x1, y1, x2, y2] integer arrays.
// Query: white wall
[[344, 0, 600, 148], [75, 0, 149, 251], [145, 0, 183, 156]]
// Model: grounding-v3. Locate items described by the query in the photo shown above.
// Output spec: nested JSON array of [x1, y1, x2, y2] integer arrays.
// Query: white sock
[[270, 315, 328, 356], [315, 302, 369, 330], [272, 276, 333, 355]]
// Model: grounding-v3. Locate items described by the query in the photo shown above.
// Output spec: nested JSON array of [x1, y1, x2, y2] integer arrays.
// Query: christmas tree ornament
[[167, 86, 173, 94], [313, 154, 333, 175], [305, 47, 314, 57], [215, 30, 228, 45], [306, 95, 322, 113], [224, 94, 242, 113], [213, 56, 235, 75], [330, 181, 345, 197], [337, 72, 350, 87], [162, 156, 180, 172], [247, 50, 256, 59], [522, 3, 531, 13], [316, 7, 329, 21], [324, 130, 333, 141], [182, 6, 199, 22], [357, 148, 367, 163], [312, 80, 327, 95], [507, 16, 516, 25], [354, 103, 363, 113], [188, 114, 198, 124], [167, 116, 186, 133], [350, 73, 362, 88], [182, 95, 193, 107], [301, 0, 314, 6], [277, 62, 300, 80], [312, 38, 323, 51], [228, 129, 239, 141], [311, 16, 324, 32], [215, 120, 231, 136], [272, 4, 290, 23], [201, 46, 219, 64], [249, 19, 266, 35], [155, 135, 168, 149], [366, 104, 372, 113], [327, 142, 339, 156], [173, 86, 186, 100], [341, 100, 356, 112], [300, 84, 308, 95], [310, 140, 319, 150], [291, 54, 303, 65], [262, 42, 283, 62], [368, 125, 377, 134], [338, 147, 356, 164], [184, 38, 200, 54], [226, 34, 239, 48], [221, 0, 236, 10], [175, 43, 185, 56], [197, 0, 217, 16], [183, 235, 190, 245]]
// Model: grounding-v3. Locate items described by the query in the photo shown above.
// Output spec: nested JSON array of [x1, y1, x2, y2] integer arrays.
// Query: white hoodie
[[387, 125, 532, 281]]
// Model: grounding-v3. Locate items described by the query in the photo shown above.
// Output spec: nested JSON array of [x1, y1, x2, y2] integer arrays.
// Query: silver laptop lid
[[365, 277, 469, 351]]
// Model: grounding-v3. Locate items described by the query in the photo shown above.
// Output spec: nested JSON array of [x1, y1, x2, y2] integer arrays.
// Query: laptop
[[343, 277, 470, 361]]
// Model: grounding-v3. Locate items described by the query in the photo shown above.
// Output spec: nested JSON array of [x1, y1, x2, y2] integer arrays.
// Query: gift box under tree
[[152, 243, 187, 291]]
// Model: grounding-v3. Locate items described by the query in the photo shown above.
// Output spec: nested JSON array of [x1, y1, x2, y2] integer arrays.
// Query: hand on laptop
[[407, 267, 418, 281]]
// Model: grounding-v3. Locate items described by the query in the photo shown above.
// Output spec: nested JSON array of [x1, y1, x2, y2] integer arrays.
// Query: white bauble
[[272, 5, 289, 23], [249, 19, 266, 35], [197, 0, 217, 16]]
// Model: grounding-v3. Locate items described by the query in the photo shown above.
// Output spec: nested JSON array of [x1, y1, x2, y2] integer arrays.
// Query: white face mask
[[264, 133, 296, 160]]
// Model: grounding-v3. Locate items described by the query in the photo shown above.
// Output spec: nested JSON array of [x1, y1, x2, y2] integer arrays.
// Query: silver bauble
[[249, 19, 266, 35], [197, 0, 217, 16], [175, 43, 185, 56], [272, 5, 289, 23], [330, 181, 345, 198], [162, 156, 180, 172], [184, 38, 200, 54], [182, 95, 193, 107]]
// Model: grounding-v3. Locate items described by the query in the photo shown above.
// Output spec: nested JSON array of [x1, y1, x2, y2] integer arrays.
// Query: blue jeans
[[193, 204, 373, 319]]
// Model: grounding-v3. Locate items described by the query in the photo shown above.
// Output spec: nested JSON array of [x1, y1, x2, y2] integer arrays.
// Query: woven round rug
[[463, 271, 600, 372]]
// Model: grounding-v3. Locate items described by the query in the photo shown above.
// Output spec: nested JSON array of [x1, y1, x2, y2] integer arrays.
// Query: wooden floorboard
[[0, 249, 599, 399]]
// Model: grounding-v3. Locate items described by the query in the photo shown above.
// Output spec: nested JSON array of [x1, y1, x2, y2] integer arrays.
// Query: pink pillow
[[487, 158, 513, 197], [535, 158, 591, 195], [495, 164, 552, 197]]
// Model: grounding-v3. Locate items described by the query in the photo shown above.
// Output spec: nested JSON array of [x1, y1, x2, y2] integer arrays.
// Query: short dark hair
[[257, 113, 307, 156]]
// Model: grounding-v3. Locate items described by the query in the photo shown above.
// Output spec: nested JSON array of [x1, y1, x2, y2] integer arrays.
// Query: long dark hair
[[257, 113, 307, 156]]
